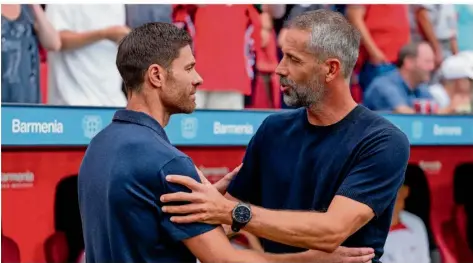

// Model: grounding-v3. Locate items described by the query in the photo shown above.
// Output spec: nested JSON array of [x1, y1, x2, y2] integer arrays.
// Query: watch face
[[233, 205, 251, 223]]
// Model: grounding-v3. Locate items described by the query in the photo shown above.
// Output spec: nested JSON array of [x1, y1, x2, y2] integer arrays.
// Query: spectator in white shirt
[[46, 4, 129, 106], [381, 183, 431, 263], [429, 53, 472, 113]]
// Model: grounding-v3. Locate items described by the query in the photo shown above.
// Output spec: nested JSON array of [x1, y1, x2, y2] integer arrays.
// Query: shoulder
[[93, 123, 189, 171], [355, 107, 410, 156]]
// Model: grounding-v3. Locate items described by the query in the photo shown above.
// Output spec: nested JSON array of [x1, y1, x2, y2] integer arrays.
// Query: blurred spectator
[[364, 42, 436, 114], [245, 5, 282, 109], [125, 4, 172, 28], [410, 4, 458, 68], [346, 4, 410, 90], [430, 53, 473, 113], [1, 4, 60, 103], [456, 5, 473, 52], [174, 5, 261, 110], [46, 4, 129, 106], [380, 182, 431, 263]]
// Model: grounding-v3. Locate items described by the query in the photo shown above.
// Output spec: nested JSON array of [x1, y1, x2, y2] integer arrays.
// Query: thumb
[[224, 163, 243, 180]]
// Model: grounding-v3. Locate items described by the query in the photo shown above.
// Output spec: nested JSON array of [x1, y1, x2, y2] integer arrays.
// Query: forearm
[[416, 10, 440, 50], [450, 37, 458, 54], [32, 5, 61, 51], [59, 30, 106, 51], [346, 9, 379, 57], [264, 250, 329, 263], [222, 201, 343, 252]]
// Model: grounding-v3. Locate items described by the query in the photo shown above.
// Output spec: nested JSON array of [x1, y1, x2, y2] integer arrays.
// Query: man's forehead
[[174, 45, 195, 65], [282, 28, 311, 54]]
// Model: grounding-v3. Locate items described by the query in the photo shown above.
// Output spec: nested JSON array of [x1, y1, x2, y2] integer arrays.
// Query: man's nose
[[275, 62, 288, 77]]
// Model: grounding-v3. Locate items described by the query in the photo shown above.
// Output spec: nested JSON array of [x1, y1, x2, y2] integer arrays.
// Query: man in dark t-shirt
[[160, 10, 409, 263], [78, 22, 375, 263]]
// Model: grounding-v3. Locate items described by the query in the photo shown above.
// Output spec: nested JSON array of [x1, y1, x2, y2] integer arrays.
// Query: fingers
[[194, 165, 211, 185], [170, 214, 203, 224], [348, 254, 374, 263], [160, 192, 201, 203], [346, 253, 374, 263], [339, 246, 374, 256], [166, 175, 202, 190], [222, 163, 243, 181], [162, 203, 205, 214]]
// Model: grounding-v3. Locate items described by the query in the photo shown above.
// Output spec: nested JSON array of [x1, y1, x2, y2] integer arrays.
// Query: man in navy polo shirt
[[363, 42, 436, 113], [78, 22, 375, 263], [160, 10, 410, 263]]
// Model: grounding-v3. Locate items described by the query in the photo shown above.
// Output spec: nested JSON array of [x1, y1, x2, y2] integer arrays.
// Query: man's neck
[[126, 93, 170, 127], [306, 85, 357, 126], [399, 68, 420, 90]]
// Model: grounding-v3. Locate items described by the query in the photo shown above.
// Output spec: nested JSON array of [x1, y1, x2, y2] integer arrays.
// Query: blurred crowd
[[1, 4, 473, 115]]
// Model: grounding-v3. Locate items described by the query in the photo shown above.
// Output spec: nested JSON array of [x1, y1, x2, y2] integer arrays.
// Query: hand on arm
[[162, 128, 408, 255], [185, 227, 374, 263]]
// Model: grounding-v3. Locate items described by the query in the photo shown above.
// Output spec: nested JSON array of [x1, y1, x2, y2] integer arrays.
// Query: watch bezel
[[232, 203, 252, 224]]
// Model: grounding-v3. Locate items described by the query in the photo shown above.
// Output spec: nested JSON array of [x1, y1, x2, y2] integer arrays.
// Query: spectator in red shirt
[[346, 4, 410, 91], [173, 4, 261, 110]]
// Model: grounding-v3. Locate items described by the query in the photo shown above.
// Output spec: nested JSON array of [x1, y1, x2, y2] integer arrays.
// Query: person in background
[[429, 54, 473, 114], [125, 4, 172, 28], [173, 4, 261, 110], [46, 4, 129, 106], [346, 4, 410, 91], [364, 42, 439, 114], [1, 4, 60, 103], [455, 5, 473, 52], [410, 4, 458, 69], [380, 182, 431, 263]]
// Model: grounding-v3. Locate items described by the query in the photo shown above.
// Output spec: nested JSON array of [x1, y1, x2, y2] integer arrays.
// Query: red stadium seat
[[1, 235, 21, 263], [44, 231, 69, 263]]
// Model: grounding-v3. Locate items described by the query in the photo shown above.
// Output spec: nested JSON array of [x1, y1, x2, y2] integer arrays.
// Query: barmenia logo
[[12, 119, 64, 134]]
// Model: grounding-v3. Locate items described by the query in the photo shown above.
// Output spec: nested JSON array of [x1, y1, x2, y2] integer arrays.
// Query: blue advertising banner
[[1, 104, 472, 146]]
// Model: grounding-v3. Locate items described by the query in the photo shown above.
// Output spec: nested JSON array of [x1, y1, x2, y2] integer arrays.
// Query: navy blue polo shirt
[[363, 69, 433, 112], [227, 105, 410, 262], [78, 110, 216, 263]]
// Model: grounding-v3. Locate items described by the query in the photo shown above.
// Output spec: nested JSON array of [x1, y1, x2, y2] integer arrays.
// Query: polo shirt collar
[[390, 69, 423, 96], [113, 110, 170, 142]]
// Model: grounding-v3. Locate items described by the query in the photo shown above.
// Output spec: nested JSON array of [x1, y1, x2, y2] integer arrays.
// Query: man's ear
[[147, 64, 166, 89], [325, 58, 342, 83]]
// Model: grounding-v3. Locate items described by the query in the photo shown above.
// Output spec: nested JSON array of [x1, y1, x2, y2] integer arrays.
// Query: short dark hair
[[396, 42, 426, 68], [285, 9, 361, 79], [116, 22, 193, 92]]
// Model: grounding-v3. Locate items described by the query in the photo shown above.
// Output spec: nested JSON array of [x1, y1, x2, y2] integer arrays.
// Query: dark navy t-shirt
[[78, 110, 216, 263], [227, 105, 410, 262]]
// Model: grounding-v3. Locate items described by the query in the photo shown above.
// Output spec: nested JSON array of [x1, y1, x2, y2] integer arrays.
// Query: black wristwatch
[[231, 202, 252, 232]]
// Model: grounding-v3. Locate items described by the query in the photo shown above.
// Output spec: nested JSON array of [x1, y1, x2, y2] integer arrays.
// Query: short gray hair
[[286, 9, 361, 79]]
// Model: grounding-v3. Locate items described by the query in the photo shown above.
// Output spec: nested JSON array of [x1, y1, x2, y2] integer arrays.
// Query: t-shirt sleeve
[[159, 156, 217, 241], [336, 128, 410, 217], [45, 4, 74, 31], [227, 118, 268, 205]]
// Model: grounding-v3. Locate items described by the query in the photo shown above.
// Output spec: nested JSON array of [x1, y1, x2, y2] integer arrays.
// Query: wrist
[[222, 199, 238, 225]]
